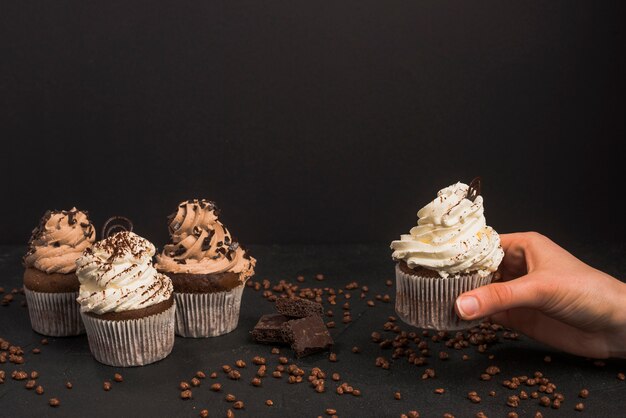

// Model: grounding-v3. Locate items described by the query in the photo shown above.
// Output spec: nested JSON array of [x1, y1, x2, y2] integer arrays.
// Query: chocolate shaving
[[172, 245, 186, 257], [466, 177, 482, 202], [67, 211, 76, 225], [101, 216, 134, 239], [201, 229, 215, 251]]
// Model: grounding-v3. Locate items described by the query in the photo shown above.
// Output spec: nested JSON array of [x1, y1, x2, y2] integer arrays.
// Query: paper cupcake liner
[[174, 285, 245, 338], [395, 264, 493, 331], [81, 303, 176, 367], [24, 288, 85, 337]]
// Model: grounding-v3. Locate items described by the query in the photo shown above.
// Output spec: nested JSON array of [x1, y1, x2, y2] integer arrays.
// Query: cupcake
[[390, 179, 504, 330], [77, 231, 175, 367], [23, 208, 95, 336], [156, 199, 256, 338]]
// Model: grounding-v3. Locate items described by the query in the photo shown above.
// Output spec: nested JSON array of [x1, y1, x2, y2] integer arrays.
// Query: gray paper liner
[[24, 288, 85, 337], [81, 303, 176, 367], [174, 285, 245, 338], [395, 264, 493, 331]]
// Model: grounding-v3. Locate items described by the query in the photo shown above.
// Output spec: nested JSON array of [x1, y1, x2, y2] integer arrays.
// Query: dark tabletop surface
[[0, 243, 625, 418]]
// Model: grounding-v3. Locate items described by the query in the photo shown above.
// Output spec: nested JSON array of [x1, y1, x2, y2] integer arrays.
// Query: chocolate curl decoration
[[466, 177, 482, 202], [101, 216, 134, 239]]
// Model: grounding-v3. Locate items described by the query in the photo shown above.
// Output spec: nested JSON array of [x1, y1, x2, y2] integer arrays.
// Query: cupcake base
[[81, 302, 176, 367], [174, 285, 245, 338], [395, 264, 493, 331], [24, 288, 85, 337]]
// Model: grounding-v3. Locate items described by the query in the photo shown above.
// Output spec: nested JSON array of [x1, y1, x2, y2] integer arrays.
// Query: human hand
[[455, 232, 626, 358]]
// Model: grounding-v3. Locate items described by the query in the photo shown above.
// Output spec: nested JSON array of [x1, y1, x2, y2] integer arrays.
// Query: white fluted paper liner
[[395, 264, 493, 331], [24, 288, 85, 337], [174, 285, 245, 338], [81, 302, 176, 367]]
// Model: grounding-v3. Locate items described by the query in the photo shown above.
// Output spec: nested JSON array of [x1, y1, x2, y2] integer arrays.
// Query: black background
[[1, 1, 624, 247]]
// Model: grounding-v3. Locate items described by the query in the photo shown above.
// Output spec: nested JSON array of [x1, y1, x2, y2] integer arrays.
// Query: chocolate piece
[[275, 297, 323, 318], [282, 315, 333, 358], [101, 216, 134, 239], [251, 314, 290, 344], [467, 176, 481, 201]]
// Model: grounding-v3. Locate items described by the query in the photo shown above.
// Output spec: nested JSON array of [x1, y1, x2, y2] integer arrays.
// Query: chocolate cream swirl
[[155, 199, 256, 282], [23, 208, 96, 274], [76, 231, 173, 314], [391, 182, 504, 278]]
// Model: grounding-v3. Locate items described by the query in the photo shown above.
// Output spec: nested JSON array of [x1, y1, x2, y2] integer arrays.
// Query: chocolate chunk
[[251, 314, 291, 344], [282, 315, 333, 358], [275, 297, 323, 319]]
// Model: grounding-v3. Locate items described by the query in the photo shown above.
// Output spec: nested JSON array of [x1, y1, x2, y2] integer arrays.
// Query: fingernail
[[456, 296, 480, 318]]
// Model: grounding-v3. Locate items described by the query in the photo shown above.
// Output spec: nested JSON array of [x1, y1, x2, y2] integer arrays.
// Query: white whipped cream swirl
[[76, 232, 173, 314], [391, 182, 504, 278]]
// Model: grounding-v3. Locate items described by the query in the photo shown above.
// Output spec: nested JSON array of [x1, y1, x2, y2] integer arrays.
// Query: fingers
[[455, 274, 545, 320]]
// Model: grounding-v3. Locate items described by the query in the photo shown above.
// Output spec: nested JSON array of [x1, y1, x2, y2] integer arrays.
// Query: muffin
[[156, 199, 256, 337], [390, 179, 504, 330], [23, 208, 95, 336], [76, 231, 175, 367]]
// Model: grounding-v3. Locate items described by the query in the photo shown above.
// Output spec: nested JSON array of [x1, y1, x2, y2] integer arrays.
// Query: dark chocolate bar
[[282, 315, 333, 358], [275, 297, 324, 318], [251, 314, 290, 344]]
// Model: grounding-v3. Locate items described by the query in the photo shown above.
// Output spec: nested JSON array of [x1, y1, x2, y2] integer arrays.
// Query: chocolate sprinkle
[[101, 216, 134, 239]]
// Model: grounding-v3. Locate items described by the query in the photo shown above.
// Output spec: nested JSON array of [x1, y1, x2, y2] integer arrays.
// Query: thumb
[[455, 274, 545, 320]]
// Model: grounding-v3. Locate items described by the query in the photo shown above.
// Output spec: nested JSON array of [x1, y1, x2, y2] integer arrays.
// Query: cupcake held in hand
[[77, 231, 175, 367], [23, 208, 95, 336], [390, 178, 504, 330], [156, 199, 256, 337]]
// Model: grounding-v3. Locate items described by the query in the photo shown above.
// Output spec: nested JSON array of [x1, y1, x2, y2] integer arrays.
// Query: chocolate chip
[[507, 395, 520, 407], [49, 398, 60, 407], [394, 391, 402, 400], [226, 409, 234, 418], [251, 377, 262, 387], [618, 372, 625, 381], [266, 400, 274, 406], [66, 382, 72, 389], [507, 413, 519, 418], [191, 377, 201, 387], [225, 394, 236, 402], [195, 371, 206, 379], [539, 396, 551, 407], [25, 379, 36, 390], [199, 410, 209, 418], [329, 353, 337, 362], [326, 409, 337, 415], [210, 383, 221, 391], [179, 381, 190, 390], [434, 388, 445, 394], [233, 401, 244, 410], [235, 360, 246, 368], [114, 373, 123, 382], [32, 348, 41, 354], [210, 372, 218, 379], [575, 403, 584, 411], [35, 385, 44, 395], [103, 381, 112, 391], [579, 389, 589, 398], [180, 389, 192, 399]]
